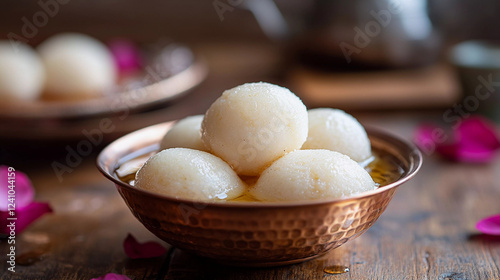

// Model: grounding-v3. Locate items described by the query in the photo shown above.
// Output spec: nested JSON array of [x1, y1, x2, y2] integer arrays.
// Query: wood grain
[[289, 64, 461, 110], [1, 111, 500, 280]]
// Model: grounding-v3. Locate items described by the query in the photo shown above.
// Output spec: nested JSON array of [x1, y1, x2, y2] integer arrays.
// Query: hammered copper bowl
[[97, 121, 422, 267]]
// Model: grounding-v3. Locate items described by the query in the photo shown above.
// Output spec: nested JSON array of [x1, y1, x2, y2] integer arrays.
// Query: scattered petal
[[0, 166, 35, 211], [108, 40, 142, 75], [91, 273, 131, 280], [414, 116, 500, 163], [123, 233, 167, 259], [456, 117, 500, 151], [0, 202, 53, 234], [476, 214, 500, 235], [414, 124, 442, 152], [437, 142, 498, 163]]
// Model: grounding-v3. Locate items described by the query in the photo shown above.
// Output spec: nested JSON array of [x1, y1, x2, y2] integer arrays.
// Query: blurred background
[[3, 2, 500, 278], [1, 0, 500, 164], [2, 0, 500, 45]]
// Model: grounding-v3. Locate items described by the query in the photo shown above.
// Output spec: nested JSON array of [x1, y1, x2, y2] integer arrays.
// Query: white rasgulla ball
[[0, 41, 45, 101], [160, 115, 207, 152], [135, 148, 246, 201], [250, 149, 376, 202], [201, 82, 308, 176], [302, 108, 371, 162], [37, 33, 117, 99]]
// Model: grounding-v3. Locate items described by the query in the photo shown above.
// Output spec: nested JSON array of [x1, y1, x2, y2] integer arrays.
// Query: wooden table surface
[[1, 44, 500, 280]]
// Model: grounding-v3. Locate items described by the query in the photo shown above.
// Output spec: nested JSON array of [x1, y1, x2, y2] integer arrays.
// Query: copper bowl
[[97, 121, 422, 267]]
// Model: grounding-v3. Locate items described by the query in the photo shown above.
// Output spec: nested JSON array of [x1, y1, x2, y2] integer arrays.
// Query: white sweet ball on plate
[[201, 82, 308, 176], [302, 108, 371, 162], [135, 148, 246, 201], [160, 115, 207, 152], [250, 149, 376, 202], [0, 41, 45, 101], [37, 33, 117, 99]]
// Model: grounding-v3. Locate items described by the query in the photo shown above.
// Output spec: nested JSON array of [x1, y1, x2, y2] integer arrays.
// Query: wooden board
[[289, 63, 462, 110]]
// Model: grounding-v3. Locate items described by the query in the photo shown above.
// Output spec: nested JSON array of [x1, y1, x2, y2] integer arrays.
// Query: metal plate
[[0, 45, 208, 140]]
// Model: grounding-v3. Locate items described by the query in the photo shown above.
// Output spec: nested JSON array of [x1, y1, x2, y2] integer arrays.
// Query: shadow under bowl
[[97, 121, 422, 267]]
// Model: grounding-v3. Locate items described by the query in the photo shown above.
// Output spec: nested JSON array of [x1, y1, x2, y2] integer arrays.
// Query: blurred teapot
[[243, 0, 442, 68]]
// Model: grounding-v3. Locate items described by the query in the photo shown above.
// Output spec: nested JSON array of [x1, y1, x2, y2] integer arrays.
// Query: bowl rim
[[96, 121, 422, 208]]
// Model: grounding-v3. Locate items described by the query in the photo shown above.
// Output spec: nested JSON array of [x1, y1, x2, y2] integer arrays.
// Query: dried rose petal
[[123, 233, 167, 259], [456, 117, 500, 150], [0, 201, 52, 234], [437, 142, 498, 163], [0, 166, 35, 211], [413, 124, 439, 152], [91, 273, 131, 280], [476, 214, 500, 235], [414, 116, 500, 163], [108, 40, 142, 75]]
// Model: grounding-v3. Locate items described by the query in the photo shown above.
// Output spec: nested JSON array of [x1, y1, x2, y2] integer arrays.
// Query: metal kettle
[[245, 0, 442, 68]]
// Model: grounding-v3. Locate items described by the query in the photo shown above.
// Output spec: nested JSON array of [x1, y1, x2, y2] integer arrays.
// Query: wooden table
[[1, 44, 500, 280]]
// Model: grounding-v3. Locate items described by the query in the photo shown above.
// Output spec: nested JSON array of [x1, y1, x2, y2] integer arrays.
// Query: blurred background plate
[[0, 44, 207, 140]]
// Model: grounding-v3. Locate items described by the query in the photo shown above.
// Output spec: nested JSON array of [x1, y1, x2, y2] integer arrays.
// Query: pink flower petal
[[0, 202, 52, 234], [123, 233, 167, 259], [476, 214, 500, 235], [414, 124, 438, 149], [456, 117, 500, 150], [91, 273, 131, 280], [0, 166, 35, 211], [414, 116, 500, 163], [108, 40, 142, 75], [438, 143, 498, 163]]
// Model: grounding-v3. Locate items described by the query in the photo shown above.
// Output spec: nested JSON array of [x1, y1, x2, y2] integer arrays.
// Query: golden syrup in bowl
[[115, 149, 404, 203], [98, 121, 421, 266]]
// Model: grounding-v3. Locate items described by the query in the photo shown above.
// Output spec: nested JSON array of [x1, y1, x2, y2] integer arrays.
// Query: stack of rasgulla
[[136, 82, 376, 202]]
